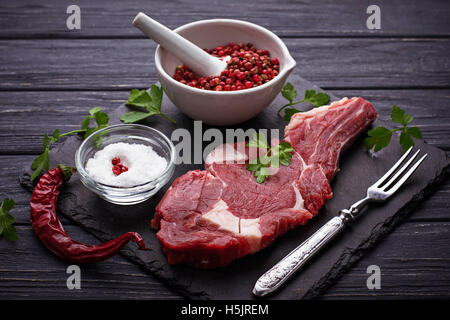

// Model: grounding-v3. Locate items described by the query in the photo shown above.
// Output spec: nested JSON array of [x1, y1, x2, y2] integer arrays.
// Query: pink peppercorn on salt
[[85, 142, 167, 187]]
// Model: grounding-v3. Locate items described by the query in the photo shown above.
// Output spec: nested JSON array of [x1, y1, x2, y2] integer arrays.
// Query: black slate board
[[20, 74, 449, 300]]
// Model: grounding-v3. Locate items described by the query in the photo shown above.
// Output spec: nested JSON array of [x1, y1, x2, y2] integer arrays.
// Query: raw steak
[[152, 97, 377, 269]]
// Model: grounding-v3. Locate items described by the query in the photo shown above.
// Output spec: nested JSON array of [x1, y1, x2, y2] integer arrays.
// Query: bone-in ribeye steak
[[152, 97, 377, 269]]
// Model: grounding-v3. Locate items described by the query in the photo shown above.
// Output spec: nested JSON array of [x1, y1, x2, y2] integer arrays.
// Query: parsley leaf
[[127, 89, 153, 109], [120, 85, 176, 124], [391, 105, 413, 126], [120, 111, 157, 123], [30, 149, 50, 182], [30, 107, 110, 181], [149, 84, 163, 110], [82, 107, 109, 139], [365, 105, 422, 153], [246, 132, 294, 183], [270, 142, 294, 167], [399, 131, 414, 153], [246, 159, 271, 184], [0, 198, 17, 241], [246, 132, 269, 149], [303, 90, 330, 107], [364, 126, 393, 152], [284, 108, 301, 122], [278, 83, 331, 121], [406, 126, 422, 139], [281, 82, 297, 104]]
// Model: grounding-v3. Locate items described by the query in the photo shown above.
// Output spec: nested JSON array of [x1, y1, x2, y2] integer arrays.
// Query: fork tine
[[372, 146, 413, 187], [385, 153, 428, 194], [382, 149, 421, 190]]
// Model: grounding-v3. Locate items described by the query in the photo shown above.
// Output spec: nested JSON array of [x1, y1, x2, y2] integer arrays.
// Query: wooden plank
[[0, 155, 33, 206], [1, 39, 449, 90], [1, 223, 448, 299], [0, 226, 182, 299], [0, 155, 74, 226], [1, 90, 449, 155], [1, 0, 449, 38], [323, 222, 450, 299], [0, 91, 126, 155]]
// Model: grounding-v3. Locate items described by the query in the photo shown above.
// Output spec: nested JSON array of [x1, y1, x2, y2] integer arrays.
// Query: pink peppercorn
[[111, 157, 128, 176], [173, 42, 280, 91], [112, 165, 121, 176], [253, 74, 262, 82], [237, 72, 246, 81], [111, 157, 121, 165]]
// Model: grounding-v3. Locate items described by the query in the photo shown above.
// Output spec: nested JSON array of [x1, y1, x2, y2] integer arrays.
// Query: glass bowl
[[75, 124, 176, 205]]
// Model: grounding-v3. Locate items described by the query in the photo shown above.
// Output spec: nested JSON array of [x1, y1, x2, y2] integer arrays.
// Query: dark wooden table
[[0, 0, 449, 299]]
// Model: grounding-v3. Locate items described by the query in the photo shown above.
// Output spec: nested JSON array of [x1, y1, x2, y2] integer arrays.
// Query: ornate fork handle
[[253, 210, 355, 297]]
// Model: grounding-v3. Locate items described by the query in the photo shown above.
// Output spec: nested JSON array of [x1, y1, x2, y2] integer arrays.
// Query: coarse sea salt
[[85, 142, 167, 187]]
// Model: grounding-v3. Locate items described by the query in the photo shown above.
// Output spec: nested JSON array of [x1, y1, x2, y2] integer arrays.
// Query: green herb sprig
[[365, 105, 422, 153], [245, 132, 294, 183], [30, 107, 109, 181], [120, 85, 176, 125], [278, 83, 331, 121], [0, 198, 17, 241]]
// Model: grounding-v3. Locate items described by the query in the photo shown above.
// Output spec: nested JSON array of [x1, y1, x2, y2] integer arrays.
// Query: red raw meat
[[152, 97, 377, 268]]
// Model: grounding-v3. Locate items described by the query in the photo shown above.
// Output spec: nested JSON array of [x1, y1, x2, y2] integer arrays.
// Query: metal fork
[[253, 147, 428, 297]]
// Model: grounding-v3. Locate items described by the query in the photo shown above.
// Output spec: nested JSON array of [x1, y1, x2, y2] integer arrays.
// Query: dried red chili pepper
[[30, 165, 146, 263]]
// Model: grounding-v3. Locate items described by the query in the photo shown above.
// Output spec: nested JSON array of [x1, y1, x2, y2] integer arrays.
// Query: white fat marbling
[[202, 200, 261, 251], [205, 144, 248, 165], [291, 181, 305, 210]]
